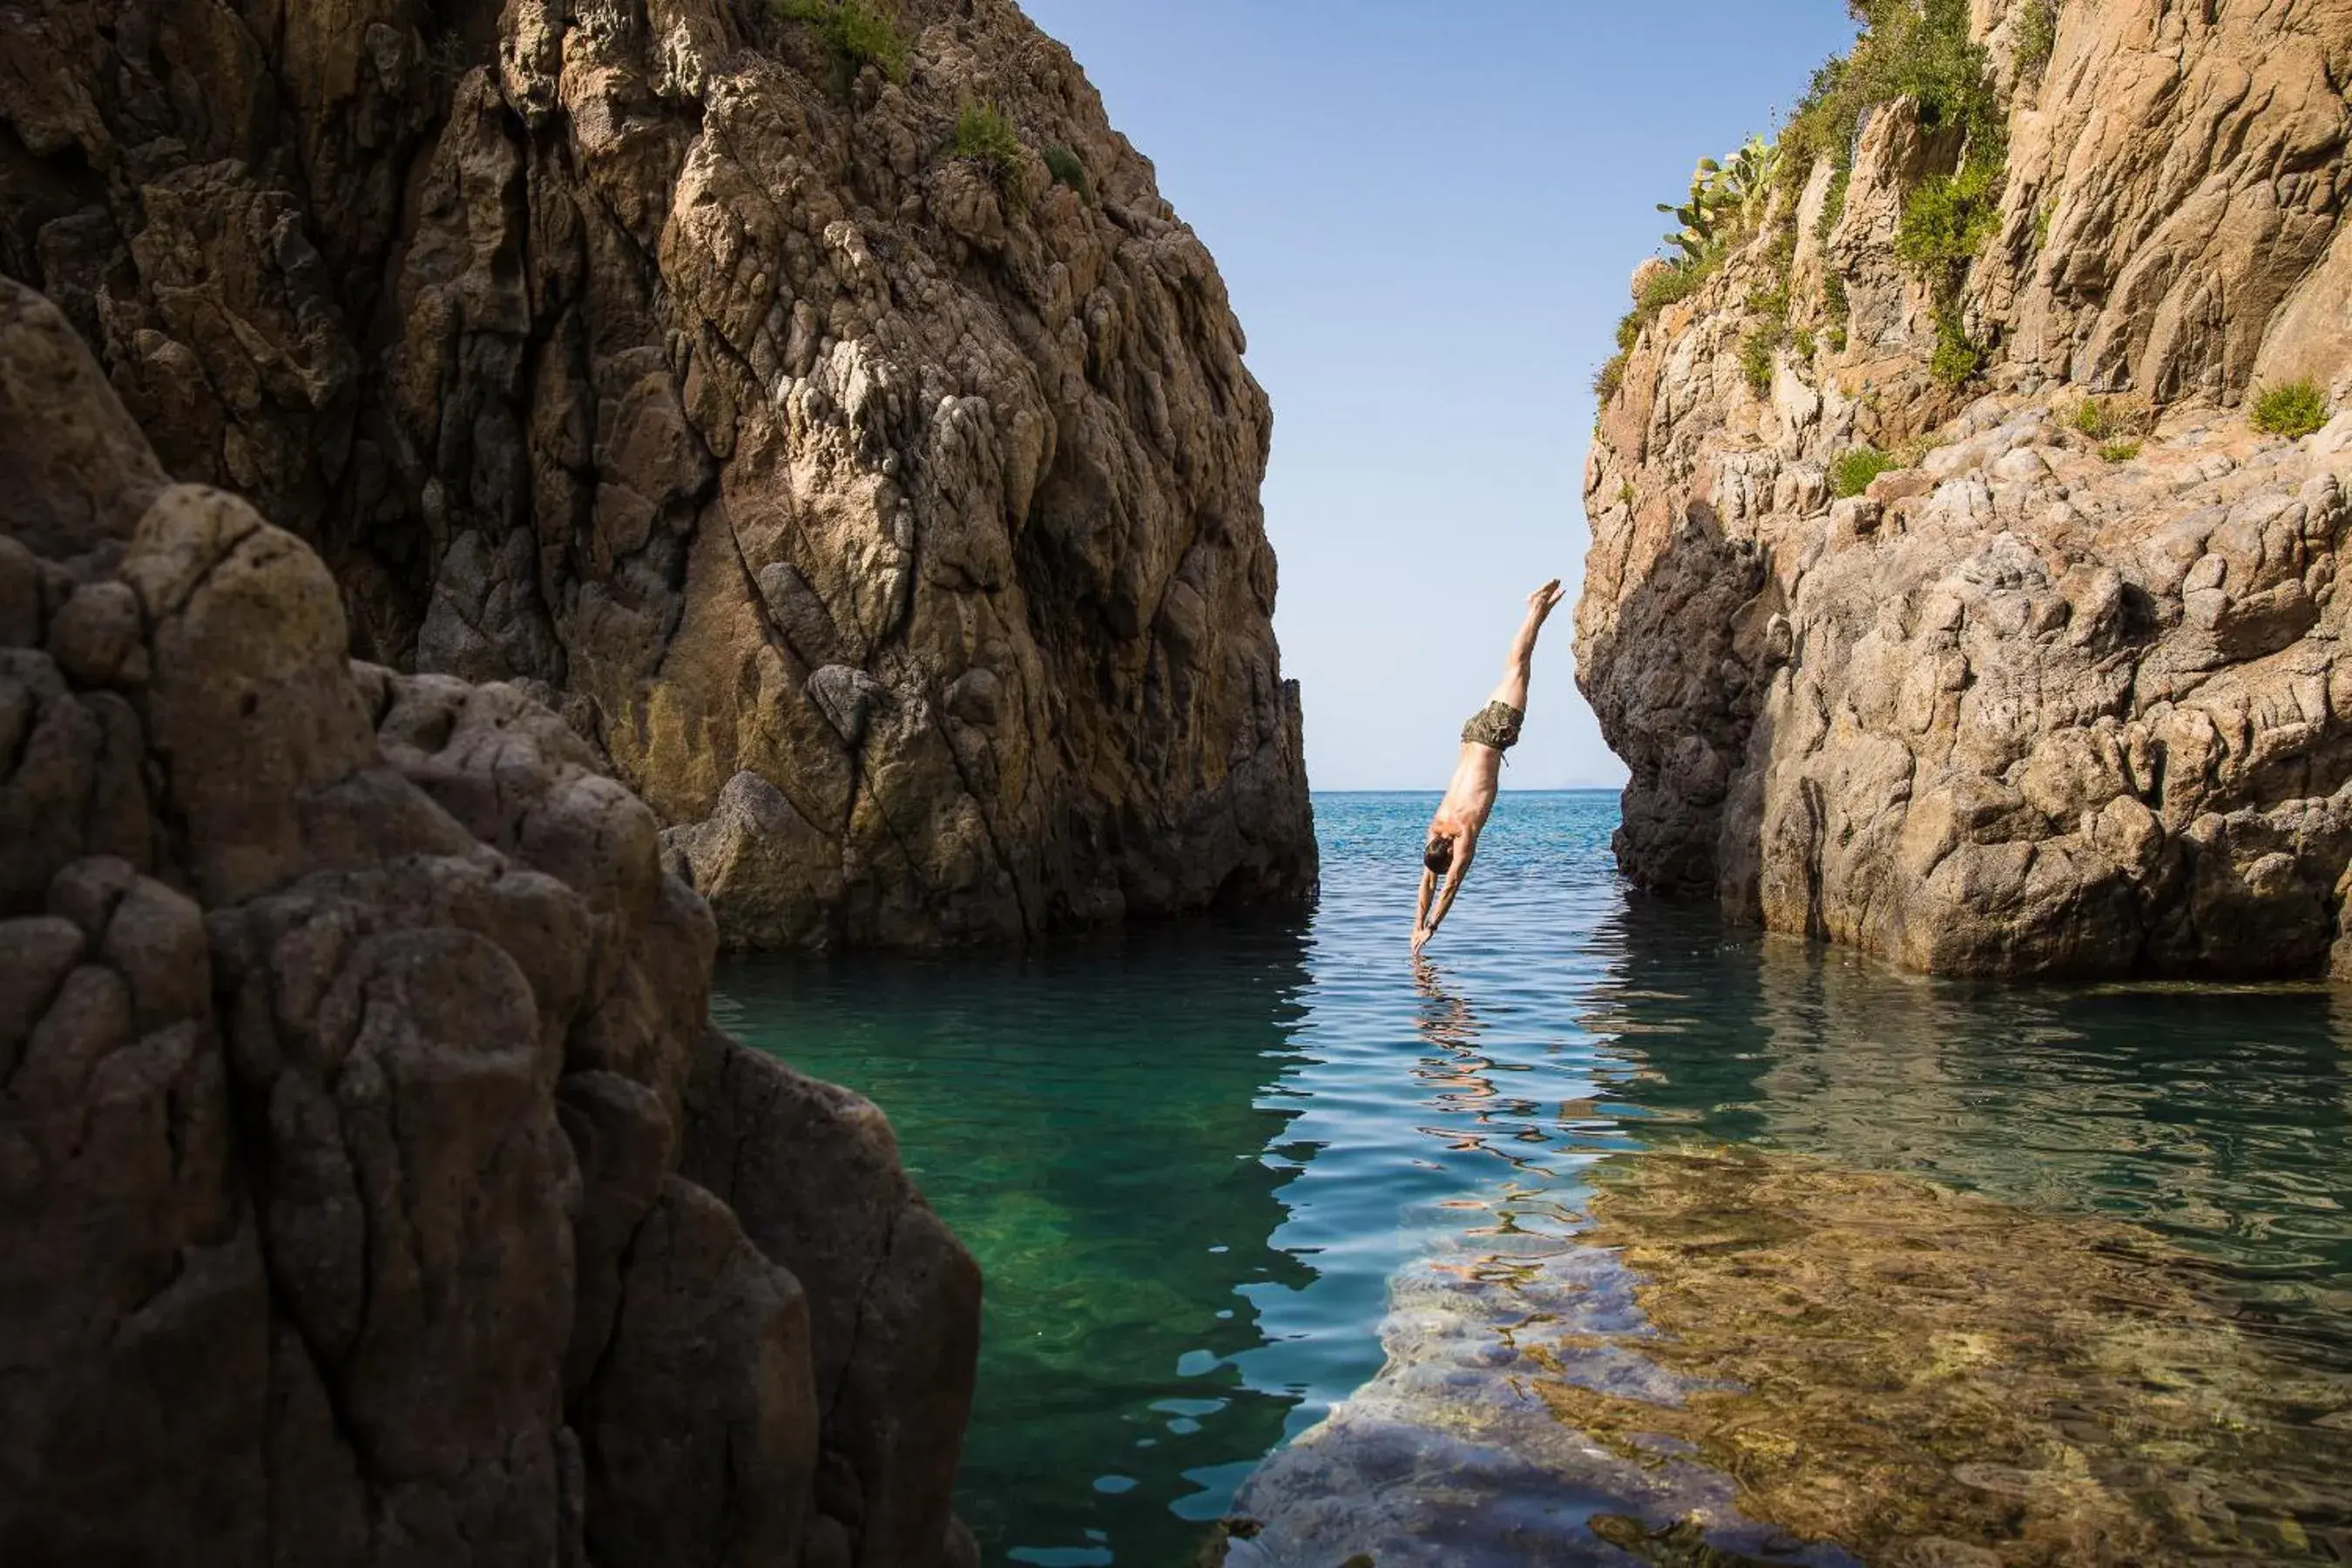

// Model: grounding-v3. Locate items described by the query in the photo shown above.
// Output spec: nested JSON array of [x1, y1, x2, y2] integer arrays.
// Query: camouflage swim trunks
[[1461, 700, 1524, 751]]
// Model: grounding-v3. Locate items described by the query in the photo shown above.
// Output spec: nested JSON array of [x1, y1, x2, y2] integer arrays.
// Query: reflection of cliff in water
[[1585, 895, 2352, 1342], [714, 915, 1318, 1566]]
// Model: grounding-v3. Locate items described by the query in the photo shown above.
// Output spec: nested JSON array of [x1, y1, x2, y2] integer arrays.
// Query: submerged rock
[[1225, 1146, 2352, 1567], [0, 275, 979, 1563], [0, 0, 1316, 948], [1578, 0, 2352, 977]]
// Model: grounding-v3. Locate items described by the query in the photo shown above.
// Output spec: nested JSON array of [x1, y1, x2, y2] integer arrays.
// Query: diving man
[[1412, 579, 1566, 955]]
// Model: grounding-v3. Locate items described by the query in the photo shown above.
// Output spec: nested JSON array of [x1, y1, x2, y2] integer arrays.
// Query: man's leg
[[1488, 579, 1565, 711]]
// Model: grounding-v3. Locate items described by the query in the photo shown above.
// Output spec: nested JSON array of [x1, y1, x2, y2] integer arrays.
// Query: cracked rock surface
[[0, 0, 1315, 948], [1578, 0, 2352, 977], [0, 274, 980, 1566]]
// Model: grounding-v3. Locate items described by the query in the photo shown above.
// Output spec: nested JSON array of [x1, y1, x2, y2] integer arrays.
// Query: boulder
[[0, 274, 980, 1563]]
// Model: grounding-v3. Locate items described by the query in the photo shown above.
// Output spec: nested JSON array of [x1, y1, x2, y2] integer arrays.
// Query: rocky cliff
[[0, 0, 1315, 948], [1578, 0, 2352, 977], [0, 274, 979, 1565]]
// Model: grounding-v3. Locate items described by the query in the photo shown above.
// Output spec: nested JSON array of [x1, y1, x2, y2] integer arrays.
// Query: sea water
[[712, 791, 2352, 1566]]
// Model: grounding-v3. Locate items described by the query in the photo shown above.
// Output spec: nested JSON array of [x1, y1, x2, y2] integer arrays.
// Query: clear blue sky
[[1021, 0, 1859, 789]]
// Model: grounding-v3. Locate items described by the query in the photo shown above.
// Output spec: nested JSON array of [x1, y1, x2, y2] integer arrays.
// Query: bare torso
[[1431, 740, 1504, 842]]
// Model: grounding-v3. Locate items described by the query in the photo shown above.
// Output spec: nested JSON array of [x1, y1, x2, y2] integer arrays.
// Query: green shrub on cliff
[[2251, 380, 2329, 439], [1830, 446, 1897, 498], [1742, 328, 1781, 395], [1777, 0, 2003, 235], [1741, 267, 1795, 396], [2014, 0, 2059, 78], [1929, 307, 1983, 387], [953, 103, 1030, 213], [1896, 161, 2003, 274], [1043, 144, 1092, 199], [1602, 255, 1726, 405], [1893, 100, 2005, 390], [775, 0, 911, 82], [1639, 260, 1713, 314]]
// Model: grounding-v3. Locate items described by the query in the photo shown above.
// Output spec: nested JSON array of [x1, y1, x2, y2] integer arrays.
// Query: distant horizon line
[[1311, 785, 1625, 794]]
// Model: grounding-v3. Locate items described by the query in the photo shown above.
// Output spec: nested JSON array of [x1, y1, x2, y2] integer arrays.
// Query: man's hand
[[1410, 924, 1430, 956]]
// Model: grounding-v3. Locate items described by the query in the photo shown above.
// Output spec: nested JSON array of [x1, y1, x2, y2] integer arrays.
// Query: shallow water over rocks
[[716, 792, 2352, 1566]]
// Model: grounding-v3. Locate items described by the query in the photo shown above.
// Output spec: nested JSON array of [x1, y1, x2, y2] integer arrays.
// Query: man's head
[[1423, 832, 1455, 875]]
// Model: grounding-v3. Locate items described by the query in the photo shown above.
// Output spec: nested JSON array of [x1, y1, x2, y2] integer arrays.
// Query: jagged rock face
[[0, 0, 1316, 949], [0, 277, 979, 1565], [1578, 0, 2352, 977]]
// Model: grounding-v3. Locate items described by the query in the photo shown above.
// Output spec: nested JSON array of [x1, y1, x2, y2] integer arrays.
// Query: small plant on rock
[[2069, 392, 2152, 443], [1593, 354, 1628, 400], [1742, 327, 1781, 395], [1774, 0, 2004, 235], [1929, 307, 1984, 389], [2251, 379, 2329, 439], [1830, 446, 1898, 499], [952, 102, 1030, 213], [1043, 143, 1092, 199], [1815, 166, 1852, 241], [2014, 0, 2058, 79], [2099, 440, 2141, 463], [775, 0, 911, 83], [1605, 253, 1725, 394], [1639, 260, 1712, 314], [1896, 161, 2004, 277]]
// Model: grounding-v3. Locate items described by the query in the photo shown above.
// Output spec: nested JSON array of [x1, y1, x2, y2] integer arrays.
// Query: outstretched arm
[[1411, 867, 1437, 950], [1418, 835, 1477, 948]]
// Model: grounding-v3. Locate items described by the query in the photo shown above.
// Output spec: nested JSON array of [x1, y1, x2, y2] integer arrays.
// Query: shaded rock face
[[0, 0, 1316, 949], [1578, 0, 2352, 977], [0, 277, 979, 1565]]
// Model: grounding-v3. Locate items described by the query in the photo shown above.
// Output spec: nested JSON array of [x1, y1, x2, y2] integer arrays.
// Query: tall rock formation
[[1578, 0, 2352, 977], [0, 274, 980, 1565], [0, 0, 1315, 948]]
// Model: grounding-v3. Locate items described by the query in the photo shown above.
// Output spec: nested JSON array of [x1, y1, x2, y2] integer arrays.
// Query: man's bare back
[[1411, 580, 1566, 954]]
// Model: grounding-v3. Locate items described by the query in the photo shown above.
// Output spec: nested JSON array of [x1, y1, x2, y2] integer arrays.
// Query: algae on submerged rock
[[1225, 1145, 2352, 1567]]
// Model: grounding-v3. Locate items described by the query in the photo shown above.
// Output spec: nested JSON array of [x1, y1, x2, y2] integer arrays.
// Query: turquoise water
[[712, 791, 2352, 1565]]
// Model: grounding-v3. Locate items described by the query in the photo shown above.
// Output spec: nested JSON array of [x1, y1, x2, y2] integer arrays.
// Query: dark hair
[[1423, 835, 1453, 875]]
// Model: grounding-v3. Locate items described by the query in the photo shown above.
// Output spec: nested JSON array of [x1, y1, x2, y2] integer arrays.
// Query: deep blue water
[[713, 791, 2352, 1566]]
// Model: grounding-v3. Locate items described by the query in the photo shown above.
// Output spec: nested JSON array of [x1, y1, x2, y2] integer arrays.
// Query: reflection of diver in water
[[1409, 958, 1555, 1183]]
